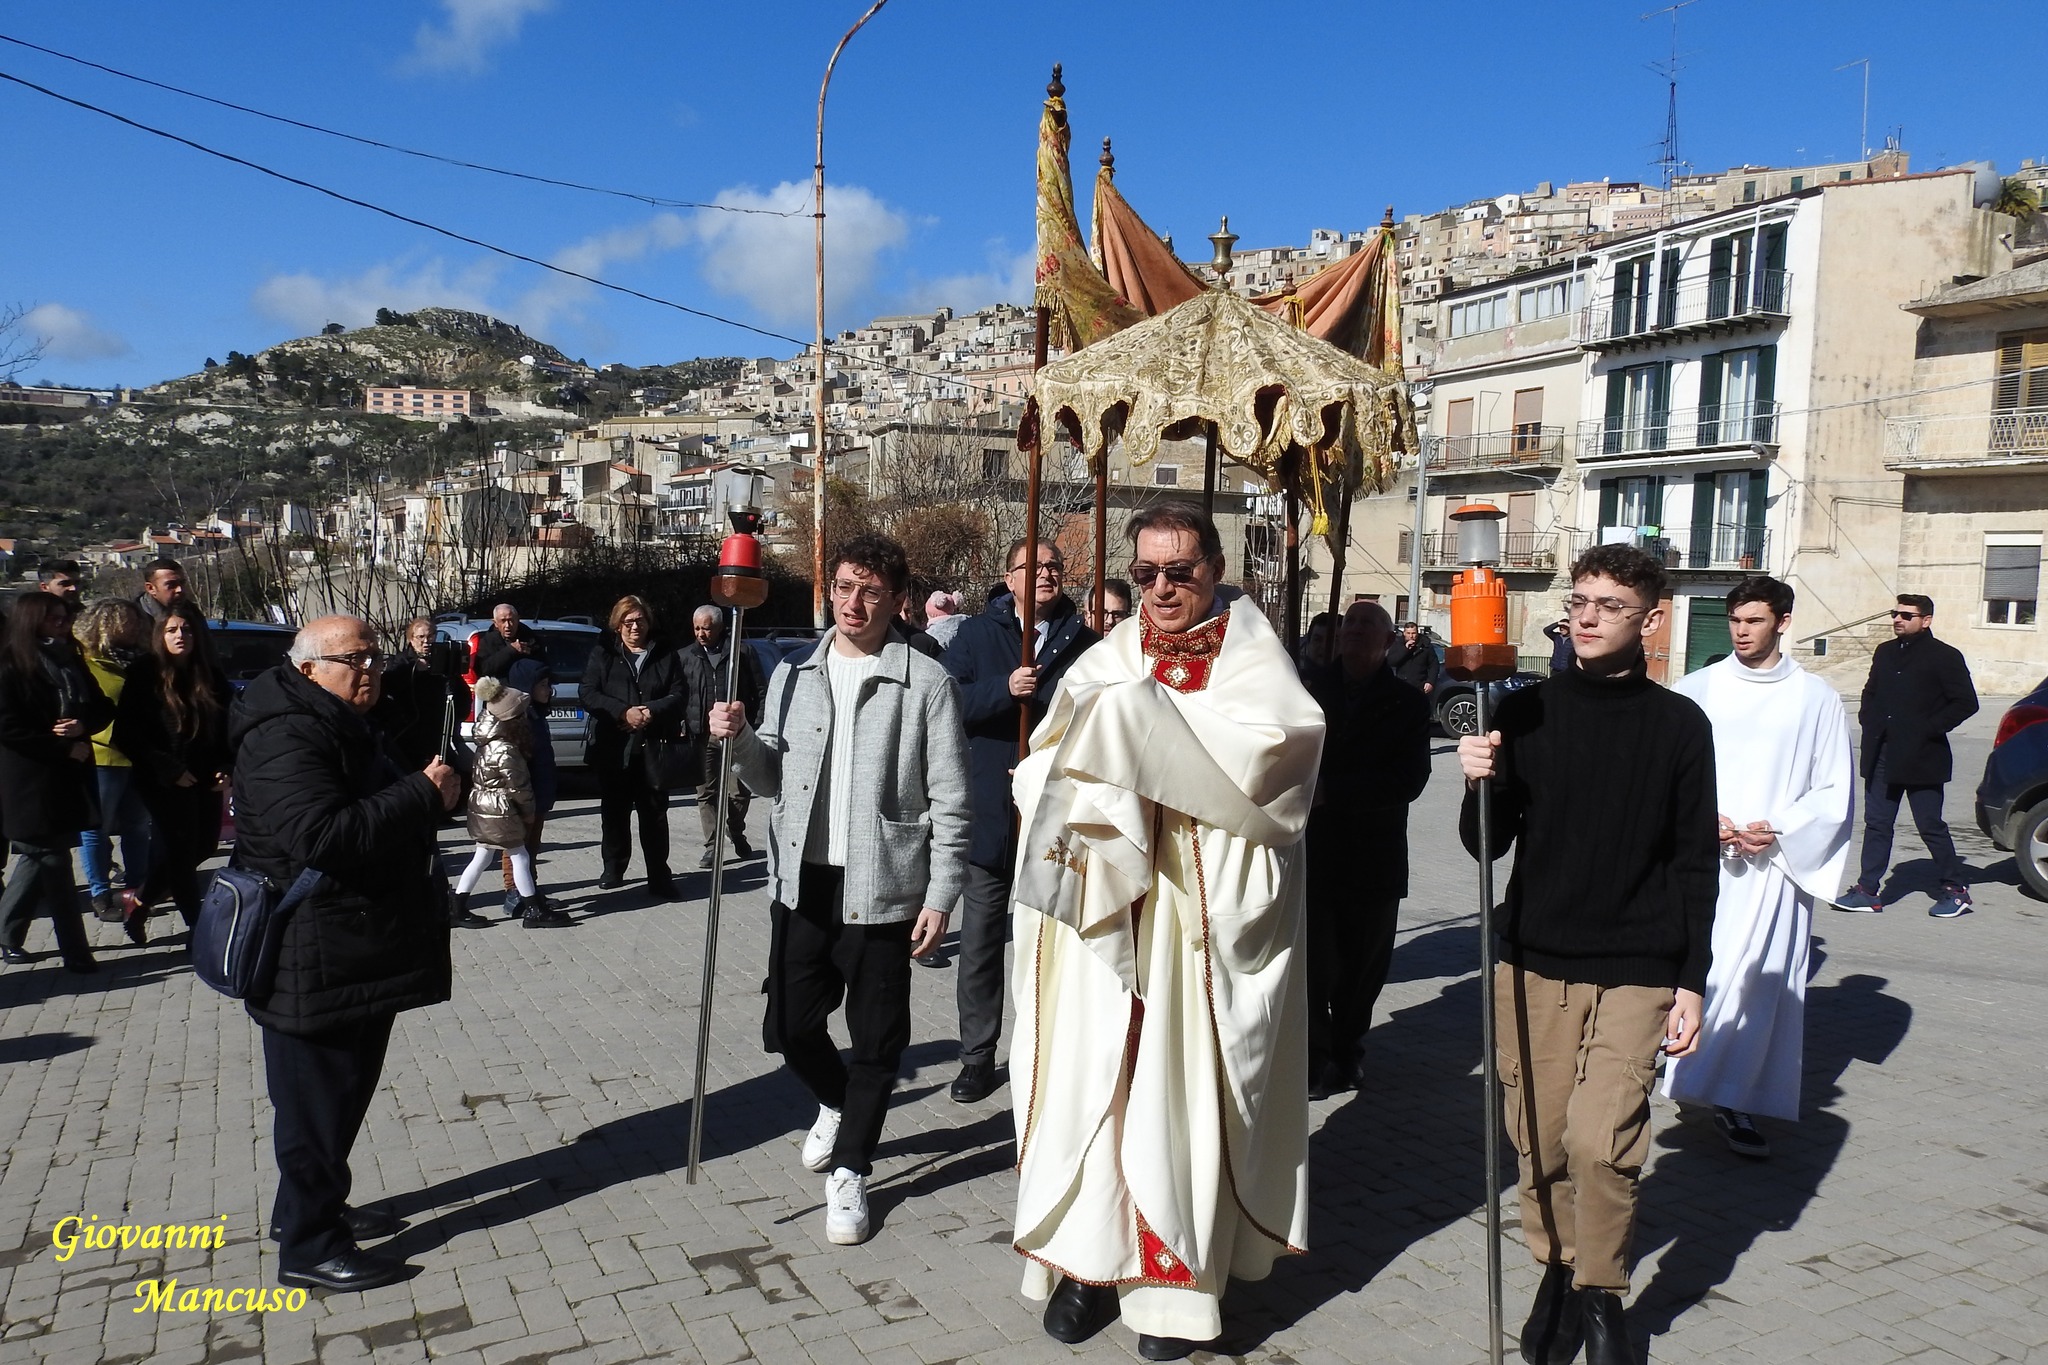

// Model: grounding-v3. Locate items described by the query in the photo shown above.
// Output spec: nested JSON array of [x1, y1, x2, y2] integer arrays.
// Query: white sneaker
[[824, 1167, 870, 1245], [801, 1105, 841, 1172]]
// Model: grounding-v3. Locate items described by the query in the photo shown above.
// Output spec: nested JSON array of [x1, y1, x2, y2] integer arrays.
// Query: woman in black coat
[[580, 595, 689, 897], [0, 594, 113, 971], [113, 601, 232, 940]]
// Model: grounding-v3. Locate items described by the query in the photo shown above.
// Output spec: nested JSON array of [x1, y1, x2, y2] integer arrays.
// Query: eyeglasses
[[315, 650, 388, 673], [1890, 610, 1922, 620], [1100, 608, 1132, 623], [830, 580, 895, 607], [619, 616, 650, 630], [1008, 560, 1064, 578], [1563, 594, 1646, 623], [1130, 560, 1208, 588]]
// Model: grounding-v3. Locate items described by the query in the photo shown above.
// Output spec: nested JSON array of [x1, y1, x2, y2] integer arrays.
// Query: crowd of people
[[0, 513, 1990, 1363]]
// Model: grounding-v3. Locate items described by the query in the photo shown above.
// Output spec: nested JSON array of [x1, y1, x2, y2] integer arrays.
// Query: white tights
[[455, 845, 535, 899]]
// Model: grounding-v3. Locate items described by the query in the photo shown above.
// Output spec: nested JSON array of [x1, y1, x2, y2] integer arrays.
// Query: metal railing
[[1417, 530, 1565, 570], [1574, 524, 1770, 571], [1427, 426, 1566, 472], [1584, 270, 1791, 344], [1577, 401, 1780, 459], [1883, 408, 2048, 466]]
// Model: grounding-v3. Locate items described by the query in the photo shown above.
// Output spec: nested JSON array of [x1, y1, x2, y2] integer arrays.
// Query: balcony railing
[[1574, 524, 1770, 571], [1577, 401, 1780, 460], [1883, 408, 2048, 468], [1415, 530, 1566, 571], [1584, 270, 1791, 346], [1427, 425, 1566, 473]]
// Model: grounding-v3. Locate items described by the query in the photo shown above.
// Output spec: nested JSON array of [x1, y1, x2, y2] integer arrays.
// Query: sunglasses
[[1890, 610, 1922, 620], [1129, 560, 1208, 588]]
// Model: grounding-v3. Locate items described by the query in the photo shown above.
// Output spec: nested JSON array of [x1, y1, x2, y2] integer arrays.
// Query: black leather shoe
[[596, 869, 625, 890], [343, 1205, 402, 1241], [950, 1061, 998, 1104], [1, 946, 33, 965], [699, 851, 715, 869], [1580, 1288, 1631, 1365], [731, 836, 755, 861], [64, 957, 99, 975], [1521, 1262, 1584, 1364], [521, 899, 575, 928], [1138, 1334, 1205, 1361], [647, 877, 679, 901], [1042, 1276, 1119, 1344], [1307, 1056, 1354, 1102], [277, 1249, 410, 1293]]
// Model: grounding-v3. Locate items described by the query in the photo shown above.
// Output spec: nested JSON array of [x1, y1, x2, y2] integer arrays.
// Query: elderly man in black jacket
[[939, 538, 1097, 1104], [1838, 594, 1980, 917], [1303, 601, 1432, 1099], [233, 615, 461, 1292]]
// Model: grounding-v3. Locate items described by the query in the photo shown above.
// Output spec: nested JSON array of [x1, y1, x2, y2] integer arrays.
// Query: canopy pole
[[1092, 448, 1108, 628], [1020, 303, 1049, 759], [1284, 451, 1302, 649], [1327, 476, 1354, 616], [1202, 423, 1219, 519]]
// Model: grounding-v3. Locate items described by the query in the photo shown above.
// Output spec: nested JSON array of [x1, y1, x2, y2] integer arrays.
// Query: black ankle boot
[[1580, 1288, 1631, 1365], [1521, 1262, 1584, 1364], [1042, 1276, 1119, 1344]]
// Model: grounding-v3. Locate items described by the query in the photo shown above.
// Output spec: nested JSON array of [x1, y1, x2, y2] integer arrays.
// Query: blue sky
[[3, 0, 2036, 389]]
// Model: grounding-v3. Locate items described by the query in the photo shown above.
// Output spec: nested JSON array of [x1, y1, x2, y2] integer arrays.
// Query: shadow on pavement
[[1630, 972, 1911, 1352], [0, 1031, 96, 1065]]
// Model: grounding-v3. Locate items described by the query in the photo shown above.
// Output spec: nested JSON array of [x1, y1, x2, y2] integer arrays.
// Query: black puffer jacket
[[230, 665, 451, 1037], [580, 634, 690, 786], [0, 641, 113, 847]]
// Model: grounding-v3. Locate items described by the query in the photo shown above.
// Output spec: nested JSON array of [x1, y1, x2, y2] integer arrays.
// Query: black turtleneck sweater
[[1459, 661, 1718, 996]]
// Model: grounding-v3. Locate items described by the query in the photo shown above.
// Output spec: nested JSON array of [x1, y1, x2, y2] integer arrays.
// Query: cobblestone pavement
[[1, 703, 2043, 1364]]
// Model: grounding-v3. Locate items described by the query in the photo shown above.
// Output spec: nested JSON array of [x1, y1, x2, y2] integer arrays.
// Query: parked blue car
[[1975, 679, 2048, 898]]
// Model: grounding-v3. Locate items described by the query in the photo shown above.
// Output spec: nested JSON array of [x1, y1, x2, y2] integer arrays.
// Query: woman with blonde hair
[[75, 599, 153, 920], [579, 594, 689, 898]]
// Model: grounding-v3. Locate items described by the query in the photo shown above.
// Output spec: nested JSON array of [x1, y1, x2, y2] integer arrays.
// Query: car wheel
[[1440, 694, 1479, 737], [2015, 803, 2048, 901]]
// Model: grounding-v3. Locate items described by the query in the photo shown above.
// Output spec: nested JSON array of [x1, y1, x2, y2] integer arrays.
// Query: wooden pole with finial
[[1020, 63, 1058, 759], [1092, 134, 1113, 631]]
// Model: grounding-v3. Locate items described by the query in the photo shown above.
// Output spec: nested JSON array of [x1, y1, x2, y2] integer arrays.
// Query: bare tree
[[1, 303, 47, 383]]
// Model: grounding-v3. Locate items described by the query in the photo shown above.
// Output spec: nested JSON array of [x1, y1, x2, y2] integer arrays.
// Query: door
[[1685, 595, 1730, 675], [1445, 396, 1475, 467], [1511, 388, 1545, 453], [1506, 492, 1536, 566], [1643, 596, 1675, 684]]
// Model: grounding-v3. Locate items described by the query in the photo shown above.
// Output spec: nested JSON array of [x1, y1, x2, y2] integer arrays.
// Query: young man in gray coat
[[711, 533, 971, 1245]]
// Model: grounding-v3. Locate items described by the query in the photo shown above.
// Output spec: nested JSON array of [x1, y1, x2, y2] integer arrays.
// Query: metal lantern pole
[[1442, 500, 1514, 1365], [687, 507, 770, 1185]]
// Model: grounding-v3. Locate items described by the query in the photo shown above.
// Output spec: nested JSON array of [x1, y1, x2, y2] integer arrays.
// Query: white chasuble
[[1008, 595, 1325, 1328], [1664, 651, 1854, 1120]]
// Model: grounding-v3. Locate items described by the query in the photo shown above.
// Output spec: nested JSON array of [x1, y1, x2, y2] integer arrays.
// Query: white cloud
[[407, 0, 553, 74], [690, 181, 908, 326], [23, 303, 129, 361], [250, 259, 500, 333], [515, 212, 694, 335], [893, 246, 1036, 316]]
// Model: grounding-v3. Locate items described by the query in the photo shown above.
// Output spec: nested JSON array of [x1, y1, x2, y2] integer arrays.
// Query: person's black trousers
[[1305, 890, 1401, 1071], [0, 842, 94, 967], [138, 785, 221, 924], [692, 741, 750, 857], [262, 1014, 395, 1271], [765, 862, 912, 1176], [1857, 745, 1967, 890], [955, 861, 1011, 1066], [597, 768, 670, 882]]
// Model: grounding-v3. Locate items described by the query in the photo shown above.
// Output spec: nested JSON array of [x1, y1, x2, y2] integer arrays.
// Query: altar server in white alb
[[1006, 502, 1324, 1363], [1664, 575, 1854, 1158]]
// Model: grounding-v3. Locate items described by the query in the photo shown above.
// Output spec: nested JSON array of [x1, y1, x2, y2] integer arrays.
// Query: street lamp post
[[813, 0, 891, 626]]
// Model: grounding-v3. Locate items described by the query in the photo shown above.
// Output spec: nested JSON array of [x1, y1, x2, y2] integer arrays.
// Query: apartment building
[[363, 385, 484, 419], [1883, 257, 2048, 693]]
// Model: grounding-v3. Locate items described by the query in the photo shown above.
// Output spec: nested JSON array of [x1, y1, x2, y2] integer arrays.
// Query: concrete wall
[[1899, 472, 2048, 695]]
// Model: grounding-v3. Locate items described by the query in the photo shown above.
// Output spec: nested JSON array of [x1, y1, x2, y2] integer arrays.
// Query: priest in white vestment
[[1007, 503, 1324, 1361], [1664, 577, 1854, 1154]]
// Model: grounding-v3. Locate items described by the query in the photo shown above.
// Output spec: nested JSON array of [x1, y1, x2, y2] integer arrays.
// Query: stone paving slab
[[0, 706, 2043, 1362]]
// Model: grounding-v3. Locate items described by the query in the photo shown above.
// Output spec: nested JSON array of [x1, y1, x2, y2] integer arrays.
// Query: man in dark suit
[[1386, 620, 1441, 696], [1837, 594, 1978, 918]]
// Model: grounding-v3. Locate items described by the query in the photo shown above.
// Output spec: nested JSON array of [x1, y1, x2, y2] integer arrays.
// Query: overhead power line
[[0, 66, 1017, 404], [0, 31, 798, 216]]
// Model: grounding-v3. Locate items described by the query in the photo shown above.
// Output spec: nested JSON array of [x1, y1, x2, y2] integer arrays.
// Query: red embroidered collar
[[1140, 608, 1228, 693]]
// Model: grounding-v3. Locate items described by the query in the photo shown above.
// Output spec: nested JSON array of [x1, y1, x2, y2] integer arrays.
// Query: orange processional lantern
[[689, 504, 768, 1185]]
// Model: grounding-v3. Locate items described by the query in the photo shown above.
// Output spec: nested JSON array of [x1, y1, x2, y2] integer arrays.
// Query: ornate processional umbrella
[[1023, 286, 1407, 644]]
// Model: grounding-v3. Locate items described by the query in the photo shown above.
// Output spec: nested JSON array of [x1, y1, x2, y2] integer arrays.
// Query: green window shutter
[[1649, 362, 1672, 449], [1690, 472, 1715, 568], [1610, 260, 1634, 336], [1697, 353, 1724, 445], [1745, 469, 1769, 564], [1647, 475, 1666, 529], [1755, 344, 1778, 441], [1658, 249, 1682, 328], [1600, 480, 1619, 530], [1603, 372, 1626, 455], [1758, 224, 1789, 308], [1708, 238, 1734, 317]]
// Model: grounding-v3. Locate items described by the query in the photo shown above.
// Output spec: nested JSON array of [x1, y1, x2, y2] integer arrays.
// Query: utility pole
[[813, 0, 891, 627], [1406, 431, 1428, 624], [1835, 58, 1871, 160]]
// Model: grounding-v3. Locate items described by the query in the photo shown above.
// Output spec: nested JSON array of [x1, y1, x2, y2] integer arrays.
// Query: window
[[1153, 465, 1181, 487], [1707, 231, 1753, 319], [1601, 362, 1670, 453], [1447, 292, 1508, 338], [1984, 534, 2041, 626], [1697, 345, 1777, 444], [1608, 255, 1653, 336], [1444, 396, 1475, 463], [1742, 180, 1757, 203], [1516, 278, 1578, 321], [1837, 170, 1852, 181], [1994, 330, 2048, 412], [1790, 176, 1804, 192]]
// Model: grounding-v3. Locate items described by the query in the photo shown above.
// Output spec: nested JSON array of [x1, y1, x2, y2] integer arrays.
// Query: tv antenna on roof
[[1835, 58, 1871, 161], [1643, 0, 1700, 208]]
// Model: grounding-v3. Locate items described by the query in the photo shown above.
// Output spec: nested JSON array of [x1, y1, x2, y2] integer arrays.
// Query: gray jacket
[[729, 633, 970, 925]]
